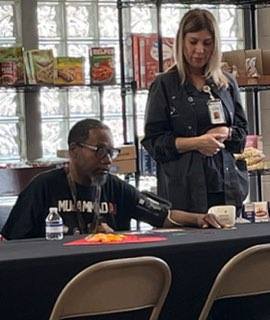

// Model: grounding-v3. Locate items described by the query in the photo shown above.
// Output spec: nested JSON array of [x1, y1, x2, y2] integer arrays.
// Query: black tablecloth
[[1, 223, 270, 320]]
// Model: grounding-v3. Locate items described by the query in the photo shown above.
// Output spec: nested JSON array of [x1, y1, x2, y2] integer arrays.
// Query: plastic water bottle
[[45, 207, 63, 240]]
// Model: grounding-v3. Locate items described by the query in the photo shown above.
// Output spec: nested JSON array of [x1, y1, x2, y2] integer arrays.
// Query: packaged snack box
[[90, 47, 115, 85], [0, 47, 25, 85], [54, 57, 85, 85], [28, 49, 54, 84], [254, 201, 269, 222]]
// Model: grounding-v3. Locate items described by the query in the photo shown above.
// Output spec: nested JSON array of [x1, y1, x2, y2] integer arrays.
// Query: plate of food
[[64, 232, 167, 246]]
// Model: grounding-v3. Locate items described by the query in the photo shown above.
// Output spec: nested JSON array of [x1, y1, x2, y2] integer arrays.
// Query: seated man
[[1, 118, 222, 240]]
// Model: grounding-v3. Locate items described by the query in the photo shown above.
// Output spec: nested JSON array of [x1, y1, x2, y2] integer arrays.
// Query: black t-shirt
[[1, 168, 167, 239]]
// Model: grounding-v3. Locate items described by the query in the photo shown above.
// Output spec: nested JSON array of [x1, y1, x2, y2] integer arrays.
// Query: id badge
[[208, 99, 226, 124]]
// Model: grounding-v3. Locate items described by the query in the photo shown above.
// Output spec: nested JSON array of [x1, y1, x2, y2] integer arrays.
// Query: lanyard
[[90, 184, 102, 234], [66, 170, 87, 234]]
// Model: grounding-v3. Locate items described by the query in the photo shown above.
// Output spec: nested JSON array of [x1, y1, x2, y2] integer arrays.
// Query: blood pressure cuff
[[136, 191, 172, 228]]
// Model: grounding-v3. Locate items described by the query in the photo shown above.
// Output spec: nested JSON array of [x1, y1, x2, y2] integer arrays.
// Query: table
[[1, 223, 270, 320]]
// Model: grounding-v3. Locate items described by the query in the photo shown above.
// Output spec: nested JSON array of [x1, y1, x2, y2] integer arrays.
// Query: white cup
[[208, 205, 236, 227]]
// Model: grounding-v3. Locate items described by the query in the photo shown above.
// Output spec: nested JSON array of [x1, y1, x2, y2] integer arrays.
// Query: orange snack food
[[85, 233, 126, 243]]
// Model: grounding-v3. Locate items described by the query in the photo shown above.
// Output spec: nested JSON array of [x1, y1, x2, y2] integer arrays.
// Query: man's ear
[[69, 142, 79, 158]]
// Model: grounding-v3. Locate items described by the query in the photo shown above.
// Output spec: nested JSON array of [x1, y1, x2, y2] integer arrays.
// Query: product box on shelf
[[130, 33, 174, 89], [222, 48, 270, 86], [242, 202, 255, 223], [111, 144, 137, 174], [89, 47, 115, 85], [139, 36, 146, 88], [115, 144, 136, 161], [124, 35, 134, 83], [110, 159, 136, 174], [54, 57, 85, 85], [0, 46, 25, 85], [144, 35, 174, 89], [245, 135, 263, 150], [27, 49, 55, 84], [130, 34, 141, 88], [245, 49, 270, 76], [253, 201, 269, 222], [222, 49, 246, 77]]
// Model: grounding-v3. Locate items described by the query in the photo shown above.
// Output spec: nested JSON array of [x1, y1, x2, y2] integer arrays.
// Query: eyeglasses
[[78, 143, 120, 160]]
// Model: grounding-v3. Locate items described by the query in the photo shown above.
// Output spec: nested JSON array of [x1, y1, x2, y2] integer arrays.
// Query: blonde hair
[[174, 8, 228, 88]]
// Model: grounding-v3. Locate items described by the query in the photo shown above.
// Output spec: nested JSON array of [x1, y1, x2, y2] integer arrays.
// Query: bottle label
[[46, 225, 63, 233]]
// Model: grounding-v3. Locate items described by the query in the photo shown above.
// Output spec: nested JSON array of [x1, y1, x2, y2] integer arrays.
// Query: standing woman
[[142, 9, 248, 215]]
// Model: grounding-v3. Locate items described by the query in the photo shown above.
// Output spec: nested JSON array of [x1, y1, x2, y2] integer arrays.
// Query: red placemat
[[64, 234, 167, 246]]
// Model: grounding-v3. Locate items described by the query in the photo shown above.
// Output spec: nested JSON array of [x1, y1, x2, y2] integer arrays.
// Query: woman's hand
[[196, 133, 226, 156], [196, 213, 223, 229], [206, 126, 230, 142]]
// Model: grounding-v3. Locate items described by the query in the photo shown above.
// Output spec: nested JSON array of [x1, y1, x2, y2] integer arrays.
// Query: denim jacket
[[142, 68, 248, 212]]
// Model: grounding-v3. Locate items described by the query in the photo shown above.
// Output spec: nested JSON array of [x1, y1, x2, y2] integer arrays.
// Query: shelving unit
[[0, 0, 269, 201]]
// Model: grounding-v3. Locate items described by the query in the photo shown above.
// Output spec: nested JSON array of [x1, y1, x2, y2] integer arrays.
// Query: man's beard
[[91, 172, 108, 186]]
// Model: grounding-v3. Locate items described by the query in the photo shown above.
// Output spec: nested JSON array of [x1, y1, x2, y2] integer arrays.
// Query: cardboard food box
[[0, 46, 25, 85], [90, 47, 115, 85], [245, 49, 263, 76], [222, 49, 270, 85], [111, 144, 137, 174], [54, 57, 85, 85], [130, 34, 141, 88], [144, 34, 174, 89], [222, 50, 246, 77], [130, 33, 174, 89], [242, 202, 255, 223], [114, 144, 136, 161], [254, 201, 269, 222], [28, 49, 55, 84], [245, 135, 263, 151], [110, 159, 137, 174], [262, 50, 270, 74], [245, 49, 270, 76]]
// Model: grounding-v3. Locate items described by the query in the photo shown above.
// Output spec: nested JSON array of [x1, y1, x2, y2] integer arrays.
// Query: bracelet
[[167, 210, 183, 227]]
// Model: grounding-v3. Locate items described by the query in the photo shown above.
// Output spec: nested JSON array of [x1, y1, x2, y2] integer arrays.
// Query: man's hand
[[0, 234, 6, 241], [165, 210, 224, 229], [196, 213, 223, 229], [96, 223, 114, 233]]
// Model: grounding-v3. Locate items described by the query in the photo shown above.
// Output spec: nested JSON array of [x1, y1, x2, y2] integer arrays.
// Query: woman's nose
[[195, 43, 204, 53]]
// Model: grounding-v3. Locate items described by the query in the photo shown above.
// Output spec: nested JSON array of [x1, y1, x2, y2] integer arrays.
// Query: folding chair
[[199, 243, 270, 320], [49, 256, 171, 320]]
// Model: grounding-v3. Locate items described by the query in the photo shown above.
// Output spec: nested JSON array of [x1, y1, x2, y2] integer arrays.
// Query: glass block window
[[0, 1, 25, 163], [0, 1, 245, 163], [37, 0, 124, 156], [125, 3, 245, 147]]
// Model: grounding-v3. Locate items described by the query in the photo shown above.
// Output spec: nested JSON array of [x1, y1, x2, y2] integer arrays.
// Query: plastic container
[[45, 207, 63, 240]]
